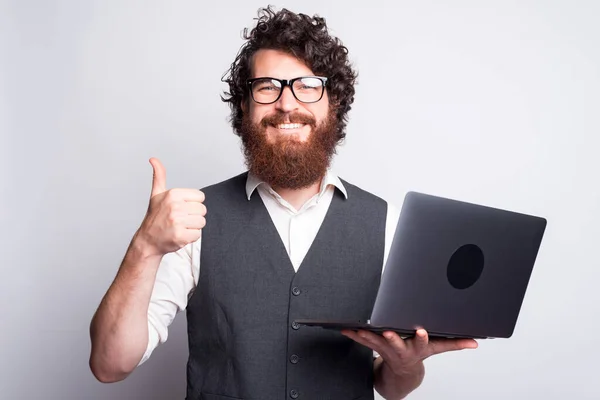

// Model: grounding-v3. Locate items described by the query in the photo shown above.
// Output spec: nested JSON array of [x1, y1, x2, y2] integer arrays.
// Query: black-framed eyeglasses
[[246, 76, 328, 104]]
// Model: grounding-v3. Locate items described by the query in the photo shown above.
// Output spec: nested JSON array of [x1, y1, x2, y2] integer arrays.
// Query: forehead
[[251, 49, 315, 79]]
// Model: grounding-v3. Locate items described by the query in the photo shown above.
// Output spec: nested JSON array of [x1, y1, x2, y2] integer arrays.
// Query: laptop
[[295, 191, 547, 339]]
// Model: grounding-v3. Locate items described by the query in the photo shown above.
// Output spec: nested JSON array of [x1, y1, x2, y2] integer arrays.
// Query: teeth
[[276, 123, 304, 130]]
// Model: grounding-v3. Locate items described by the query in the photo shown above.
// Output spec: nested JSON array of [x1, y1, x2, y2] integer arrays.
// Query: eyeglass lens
[[251, 77, 324, 104]]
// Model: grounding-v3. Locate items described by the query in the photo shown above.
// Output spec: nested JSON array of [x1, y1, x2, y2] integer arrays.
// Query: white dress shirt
[[139, 171, 400, 365]]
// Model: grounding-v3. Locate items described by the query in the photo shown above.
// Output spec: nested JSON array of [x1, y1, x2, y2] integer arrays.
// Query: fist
[[137, 157, 206, 256]]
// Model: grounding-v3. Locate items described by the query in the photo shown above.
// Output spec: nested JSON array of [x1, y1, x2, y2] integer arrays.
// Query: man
[[89, 6, 477, 399]]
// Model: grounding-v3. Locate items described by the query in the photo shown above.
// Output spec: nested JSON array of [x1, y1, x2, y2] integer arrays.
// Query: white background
[[1, 0, 598, 398]]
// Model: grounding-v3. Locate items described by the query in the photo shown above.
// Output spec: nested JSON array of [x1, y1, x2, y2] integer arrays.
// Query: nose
[[274, 86, 300, 113]]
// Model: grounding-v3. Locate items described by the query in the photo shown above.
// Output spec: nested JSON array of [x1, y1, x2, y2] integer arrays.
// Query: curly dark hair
[[221, 6, 358, 143]]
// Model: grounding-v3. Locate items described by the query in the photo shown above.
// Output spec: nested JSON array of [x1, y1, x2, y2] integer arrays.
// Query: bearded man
[[89, 6, 477, 400]]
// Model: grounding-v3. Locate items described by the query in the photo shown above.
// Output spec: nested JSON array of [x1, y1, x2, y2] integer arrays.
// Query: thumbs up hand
[[136, 157, 206, 257]]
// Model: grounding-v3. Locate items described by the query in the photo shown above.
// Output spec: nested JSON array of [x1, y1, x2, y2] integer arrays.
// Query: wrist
[[374, 357, 425, 400], [128, 230, 164, 264]]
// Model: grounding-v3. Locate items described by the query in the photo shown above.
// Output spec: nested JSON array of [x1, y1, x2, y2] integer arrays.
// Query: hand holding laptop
[[341, 327, 477, 366], [341, 328, 478, 397]]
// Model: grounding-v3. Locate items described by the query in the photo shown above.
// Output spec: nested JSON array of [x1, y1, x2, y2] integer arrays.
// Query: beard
[[239, 109, 340, 190]]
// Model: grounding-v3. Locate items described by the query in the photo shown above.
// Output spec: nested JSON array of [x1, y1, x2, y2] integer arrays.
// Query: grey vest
[[186, 172, 387, 400]]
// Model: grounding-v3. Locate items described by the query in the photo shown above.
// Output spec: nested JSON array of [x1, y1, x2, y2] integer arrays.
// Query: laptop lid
[[369, 191, 547, 338]]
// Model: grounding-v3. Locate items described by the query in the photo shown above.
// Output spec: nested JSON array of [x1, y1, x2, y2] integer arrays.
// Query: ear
[[241, 96, 248, 114]]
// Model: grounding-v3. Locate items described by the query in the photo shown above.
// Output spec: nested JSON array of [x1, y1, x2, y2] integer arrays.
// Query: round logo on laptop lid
[[447, 244, 485, 289]]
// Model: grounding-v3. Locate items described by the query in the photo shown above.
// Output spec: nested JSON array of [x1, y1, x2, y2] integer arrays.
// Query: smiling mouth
[[273, 123, 306, 130]]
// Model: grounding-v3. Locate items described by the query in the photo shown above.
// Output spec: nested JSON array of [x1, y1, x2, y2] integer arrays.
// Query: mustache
[[260, 112, 316, 128]]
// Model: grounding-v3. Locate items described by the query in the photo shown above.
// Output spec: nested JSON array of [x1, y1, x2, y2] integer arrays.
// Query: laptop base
[[294, 319, 489, 340]]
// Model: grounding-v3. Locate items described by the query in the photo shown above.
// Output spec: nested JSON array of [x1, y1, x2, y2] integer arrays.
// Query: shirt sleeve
[[137, 238, 201, 366]]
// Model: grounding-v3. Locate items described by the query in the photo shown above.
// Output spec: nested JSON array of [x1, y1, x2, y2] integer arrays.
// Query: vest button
[[290, 354, 299, 364], [290, 389, 299, 399], [291, 321, 300, 330], [292, 287, 301, 296]]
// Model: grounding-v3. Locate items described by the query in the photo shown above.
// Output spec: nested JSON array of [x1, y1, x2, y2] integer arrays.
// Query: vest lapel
[[247, 186, 346, 278], [247, 190, 297, 277]]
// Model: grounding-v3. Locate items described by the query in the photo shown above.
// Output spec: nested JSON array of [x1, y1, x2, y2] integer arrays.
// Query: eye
[[294, 77, 323, 91], [258, 86, 278, 91], [253, 79, 281, 92]]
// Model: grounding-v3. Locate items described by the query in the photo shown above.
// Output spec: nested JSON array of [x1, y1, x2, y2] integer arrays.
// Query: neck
[[272, 179, 323, 211]]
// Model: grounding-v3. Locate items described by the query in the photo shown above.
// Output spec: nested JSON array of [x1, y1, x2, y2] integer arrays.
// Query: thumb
[[149, 157, 167, 197]]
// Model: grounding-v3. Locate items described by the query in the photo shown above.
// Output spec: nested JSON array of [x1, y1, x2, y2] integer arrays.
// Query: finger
[[184, 215, 206, 230], [341, 330, 388, 355], [429, 337, 478, 357], [343, 330, 380, 352], [172, 188, 205, 203], [367, 332, 402, 361], [451, 338, 478, 350], [182, 228, 202, 244], [185, 189, 205, 203], [185, 202, 207, 216], [382, 331, 408, 354], [405, 329, 429, 357], [355, 330, 395, 359], [149, 157, 167, 197]]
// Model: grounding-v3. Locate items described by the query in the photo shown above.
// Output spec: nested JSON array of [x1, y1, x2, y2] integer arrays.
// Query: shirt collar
[[245, 170, 348, 201]]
